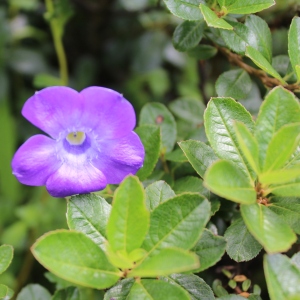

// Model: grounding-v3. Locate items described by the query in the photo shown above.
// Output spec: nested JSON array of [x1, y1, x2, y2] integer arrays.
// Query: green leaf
[[234, 121, 260, 174], [127, 279, 190, 300], [288, 17, 300, 82], [165, 148, 187, 163], [241, 203, 297, 253], [169, 97, 205, 125], [264, 254, 300, 300], [222, 0, 275, 14], [129, 247, 199, 277], [104, 279, 134, 300], [268, 197, 300, 234], [163, 0, 203, 20], [245, 15, 272, 63], [173, 176, 209, 197], [173, 20, 205, 52], [33, 73, 62, 88], [52, 287, 80, 300], [136, 125, 161, 181], [263, 123, 300, 172], [163, 274, 215, 300], [179, 140, 218, 178], [220, 21, 258, 55], [245, 46, 286, 84], [67, 194, 111, 251], [145, 181, 176, 211], [140, 103, 177, 153], [187, 44, 218, 60], [199, 4, 232, 30], [255, 87, 300, 167], [16, 284, 50, 300], [224, 218, 262, 262], [204, 97, 255, 180], [192, 229, 226, 272], [0, 245, 13, 275], [216, 69, 252, 99], [204, 160, 256, 204], [142, 193, 210, 255], [31, 230, 120, 289], [107, 176, 149, 253], [291, 252, 300, 269], [0, 284, 13, 299], [270, 178, 300, 197], [260, 166, 300, 185]]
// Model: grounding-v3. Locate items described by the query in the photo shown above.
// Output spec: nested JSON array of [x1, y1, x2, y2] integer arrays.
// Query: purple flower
[[12, 86, 144, 197]]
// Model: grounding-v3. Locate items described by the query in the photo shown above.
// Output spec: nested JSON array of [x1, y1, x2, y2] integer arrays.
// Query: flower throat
[[66, 131, 86, 145]]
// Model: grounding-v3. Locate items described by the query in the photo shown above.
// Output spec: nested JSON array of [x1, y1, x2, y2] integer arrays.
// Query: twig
[[217, 45, 300, 92]]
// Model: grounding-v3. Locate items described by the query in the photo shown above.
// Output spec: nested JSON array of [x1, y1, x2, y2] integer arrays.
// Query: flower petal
[[46, 161, 107, 198], [80, 86, 136, 138], [11, 135, 61, 186], [22, 86, 83, 138], [92, 132, 145, 184]]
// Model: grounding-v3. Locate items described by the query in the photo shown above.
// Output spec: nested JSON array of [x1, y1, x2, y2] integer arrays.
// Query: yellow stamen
[[66, 131, 86, 145]]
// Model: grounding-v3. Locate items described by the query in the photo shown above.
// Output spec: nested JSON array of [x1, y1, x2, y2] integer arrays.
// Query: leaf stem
[[45, 0, 68, 86], [216, 45, 300, 92]]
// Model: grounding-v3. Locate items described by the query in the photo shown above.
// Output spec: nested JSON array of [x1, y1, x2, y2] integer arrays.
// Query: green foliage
[[4, 0, 300, 298], [264, 254, 300, 300]]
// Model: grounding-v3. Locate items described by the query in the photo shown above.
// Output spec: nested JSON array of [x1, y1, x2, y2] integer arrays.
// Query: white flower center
[[66, 131, 86, 145]]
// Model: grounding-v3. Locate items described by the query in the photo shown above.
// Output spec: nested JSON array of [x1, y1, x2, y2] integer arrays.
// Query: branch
[[217, 45, 300, 92]]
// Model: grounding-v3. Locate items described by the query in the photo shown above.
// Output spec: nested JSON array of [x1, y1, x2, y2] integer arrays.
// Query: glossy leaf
[[187, 44, 218, 60], [222, 0, 275, 14], [173, 176, 209, 197], [288, 17, 300, 81], [0, 284, 13, 300], [140, 102, 177, 153], [129, 247, 199, 277], [245, 46, 286, 84], [255, 86, 300, 166], [169, 97, 205, 125], [224, 218, 262, 262], [291, 252, 300, 269], [245, 15, 272, 62], [192, 229, 226, 272], [179, 140, 218, 178], [165, 148, 187, 163], [145, 181, 175, 211], [107, 176, 149, 253], [163, 274, 215, 300], [216, 69, 252, 99], [234, 121, 260, 174], [220, 21, 258, 55], [264, 254, 300, 300], [204, 160, 256, 204], [52, 287, 80, 300], [104, 279, 134, 300], [0, 244, 13, 275], [142, 193, 210, 255], [270, 178, 300, 197], [204, 97, 255, 179], [260, 166, 300, 185], [67, 194, 111, 250], [16, 284, 51, 300], [199, 4, 232, 30], [241, 203, 296, 253], [268, 197, 300, 234], [32, 230, 120, 289], [163, 0, 203, 21], [136, 125, 161, 181], [127, 279, 190, 300], [263, 123, 300, 172], [173, 20, 205, 52]]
